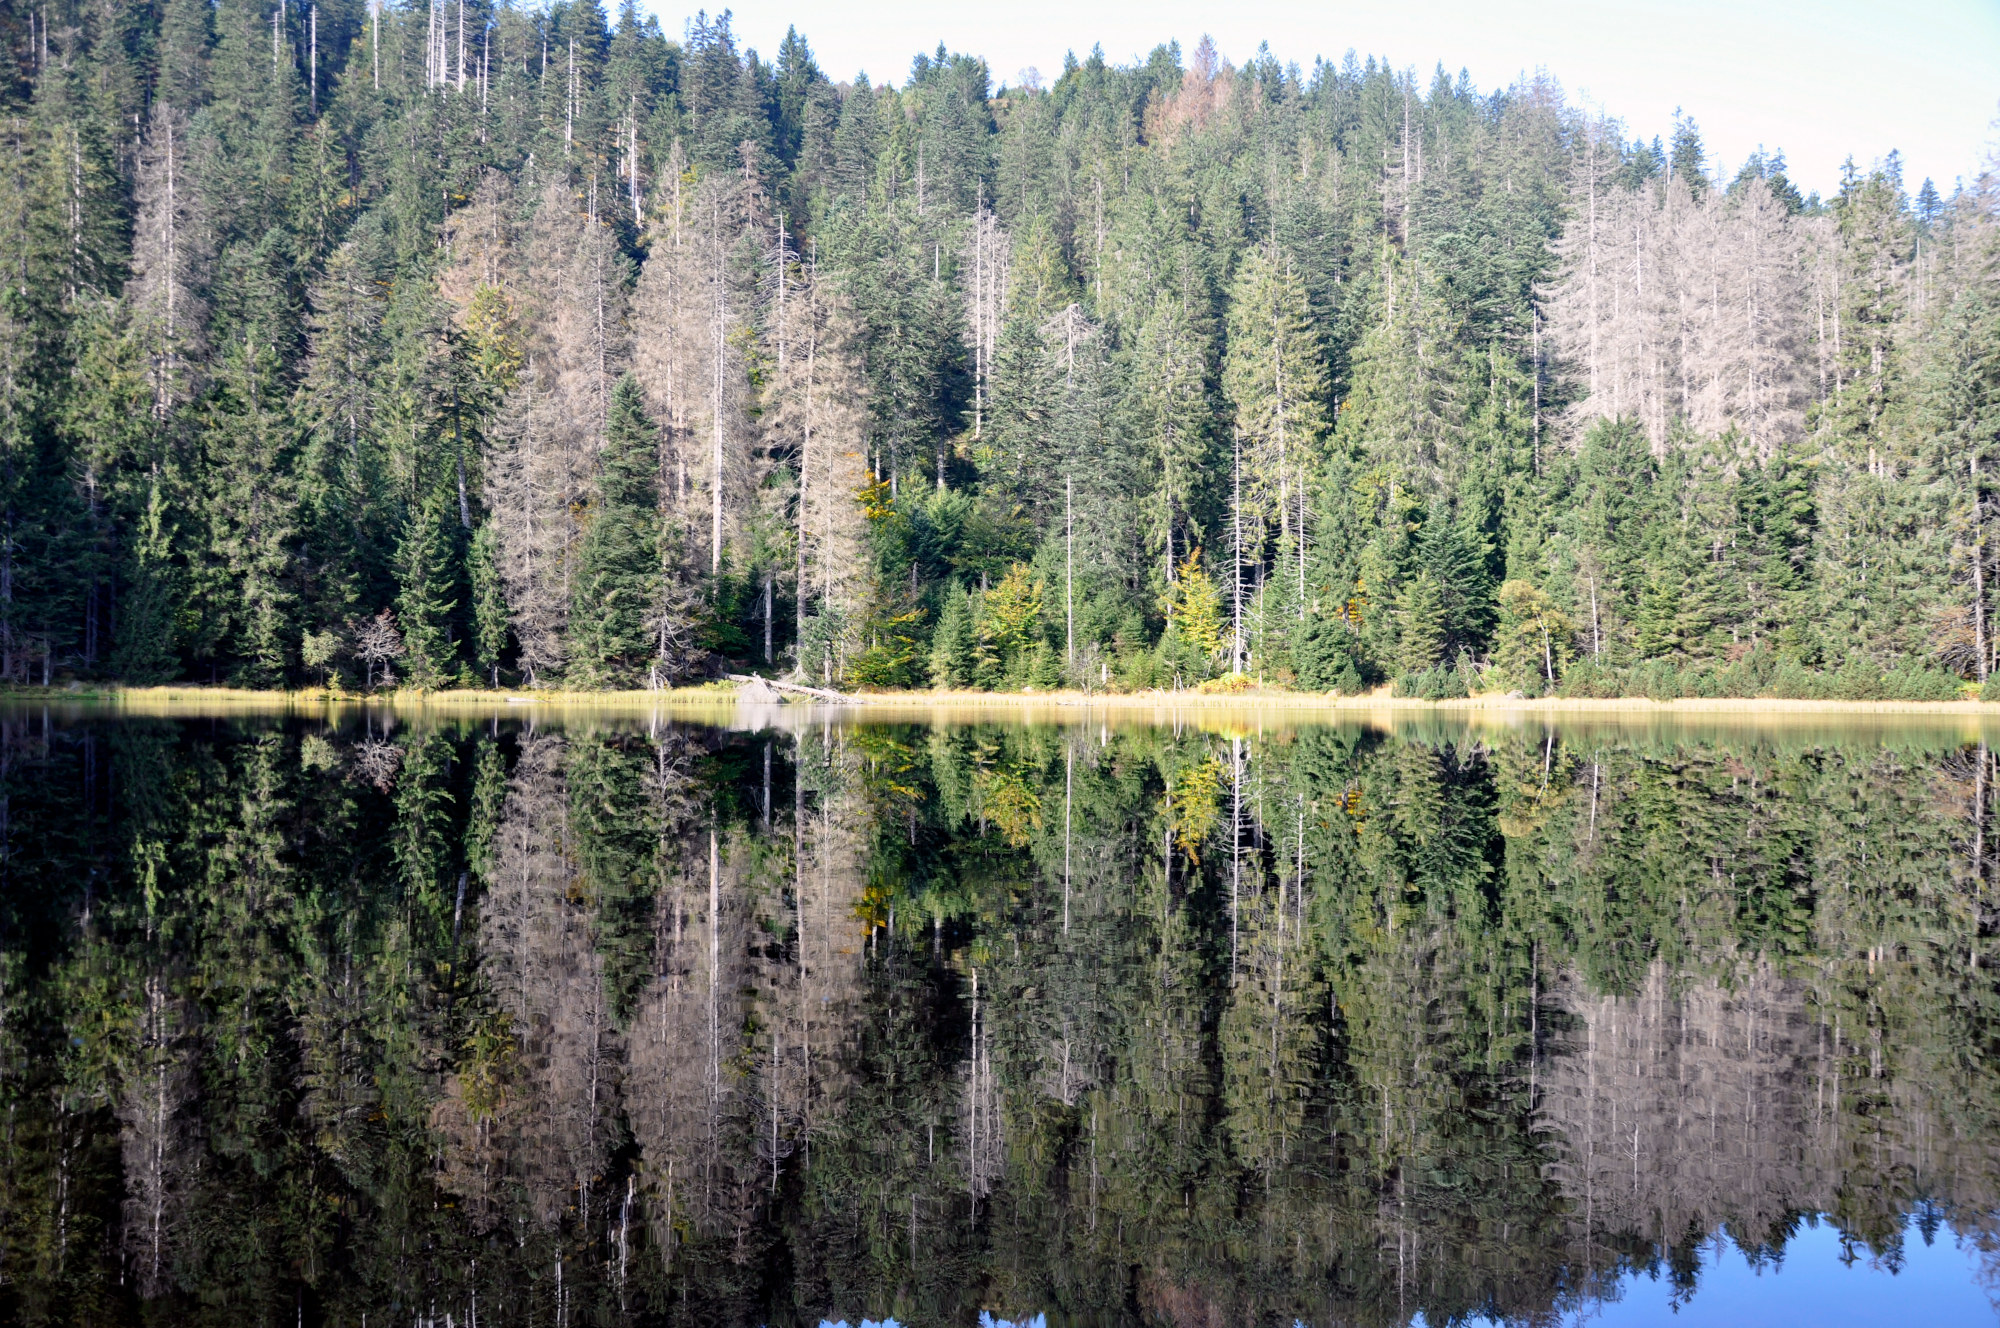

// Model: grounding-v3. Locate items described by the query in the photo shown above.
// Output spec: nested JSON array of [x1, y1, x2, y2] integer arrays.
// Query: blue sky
[[642, 0, 1999, 198]]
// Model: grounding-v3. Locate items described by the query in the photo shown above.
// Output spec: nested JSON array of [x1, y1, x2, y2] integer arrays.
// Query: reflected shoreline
[[14, 683, 2000, 719]]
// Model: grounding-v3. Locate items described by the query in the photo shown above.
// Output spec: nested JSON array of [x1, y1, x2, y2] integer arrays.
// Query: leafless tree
[[117, 972, 196, 1298], [962, 207, 1010, 439], [350, 737, 401, 789], [439, 168, 516, 308], [437, 735, 623, 1230], [352, 610, 404, 690]]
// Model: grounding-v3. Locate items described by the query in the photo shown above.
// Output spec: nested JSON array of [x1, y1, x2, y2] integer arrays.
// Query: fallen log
[[725, 673, 859, 704]]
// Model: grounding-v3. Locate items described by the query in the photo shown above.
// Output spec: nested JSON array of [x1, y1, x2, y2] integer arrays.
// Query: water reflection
[[2, 705, 1999, 1325]]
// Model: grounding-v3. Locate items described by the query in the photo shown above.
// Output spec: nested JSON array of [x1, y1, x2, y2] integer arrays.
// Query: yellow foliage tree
[[983, 562, 1045, 657], [1163, 550, 1225, 656], [1496, 580, 1573, 688]]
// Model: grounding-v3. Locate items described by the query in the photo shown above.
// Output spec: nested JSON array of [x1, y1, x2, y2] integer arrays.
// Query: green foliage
[[1495, 580, 1572, 691], [1292, 617, 1365, 693], [109, 476, 183, 683], [848, 607, 928, 689], [301, 628, 342, 688], [1395, 571, 1448, 673], [1162, 550, 1224, 656], [1156, 550, 1226, 686]]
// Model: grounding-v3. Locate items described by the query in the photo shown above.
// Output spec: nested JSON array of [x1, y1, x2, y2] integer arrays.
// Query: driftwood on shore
[[725, 674, 859, 704]]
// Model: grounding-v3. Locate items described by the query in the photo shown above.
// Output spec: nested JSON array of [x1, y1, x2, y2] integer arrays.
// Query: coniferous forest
[[3, 0, 1997, 697]]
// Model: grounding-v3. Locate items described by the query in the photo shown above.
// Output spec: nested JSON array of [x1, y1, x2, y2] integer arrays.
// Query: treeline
[[2, 0, 1996, 693], [5, 714, 2000, 1322]]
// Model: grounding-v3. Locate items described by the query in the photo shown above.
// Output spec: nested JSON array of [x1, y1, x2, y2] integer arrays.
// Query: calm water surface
[[5, 702, 2000, 1326]]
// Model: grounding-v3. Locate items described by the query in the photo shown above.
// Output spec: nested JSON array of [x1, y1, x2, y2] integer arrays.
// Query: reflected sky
[[1426, 1218, 2000, 1327]]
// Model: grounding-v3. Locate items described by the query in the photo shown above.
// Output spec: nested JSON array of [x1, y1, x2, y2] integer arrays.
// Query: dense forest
[[4, 712, 1999, 1323], [3, 0, 1997, 697]]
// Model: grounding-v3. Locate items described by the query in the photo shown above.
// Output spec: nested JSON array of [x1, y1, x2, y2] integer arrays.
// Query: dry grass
[[860, 685, 2000, 716]]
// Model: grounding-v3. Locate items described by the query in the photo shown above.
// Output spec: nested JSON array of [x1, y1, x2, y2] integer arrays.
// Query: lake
[[4, 700, 2000, 1326]]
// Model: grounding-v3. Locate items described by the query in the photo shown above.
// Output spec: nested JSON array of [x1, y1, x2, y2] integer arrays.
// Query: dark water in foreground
[[5, 703, 2000, 1327]]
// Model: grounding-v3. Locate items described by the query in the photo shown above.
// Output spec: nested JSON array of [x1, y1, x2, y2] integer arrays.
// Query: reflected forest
[[6, 709, 2000, 1324]]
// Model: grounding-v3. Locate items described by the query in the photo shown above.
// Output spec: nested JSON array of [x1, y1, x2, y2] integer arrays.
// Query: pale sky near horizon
[[640, 0, 1999, 199]]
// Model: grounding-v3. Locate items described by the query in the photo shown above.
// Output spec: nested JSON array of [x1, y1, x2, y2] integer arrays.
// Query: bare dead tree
[[485, 177, 626, 682], [129, 103, 210, 417], [1546, 169, 1810, 455], [632, 162, 756, 581]]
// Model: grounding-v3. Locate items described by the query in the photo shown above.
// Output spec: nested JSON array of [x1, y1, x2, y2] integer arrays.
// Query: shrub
[[1766, 655, 1824, 699], [1119, 647, 1159, 692], [1394, 667, 1468, 700], [1632, 659, 1683, 701], [1555, 659, 1621, 698], [1156, 622, 1217, 690], [848, 643, 925, 690], [1831, 656, 1884, 700]]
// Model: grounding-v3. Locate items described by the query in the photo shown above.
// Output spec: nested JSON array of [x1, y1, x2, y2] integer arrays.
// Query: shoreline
[[8, 683, 2000, 720]]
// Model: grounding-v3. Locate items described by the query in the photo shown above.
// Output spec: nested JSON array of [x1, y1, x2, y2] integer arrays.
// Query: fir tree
[[0, 12, 1979, 698], [194, 337, 297, 684], [1223, 245, 1331, 520], [109, 475, 183, 683]]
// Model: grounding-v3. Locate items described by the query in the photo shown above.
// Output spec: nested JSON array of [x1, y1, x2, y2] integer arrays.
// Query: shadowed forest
[[4, 1, 2000, 699], [4, 709, 2000, 1323]]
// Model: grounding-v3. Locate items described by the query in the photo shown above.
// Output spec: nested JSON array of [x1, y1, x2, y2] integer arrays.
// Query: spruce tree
[[1410, 510, 1495, 661], [468, 520, 510, 688], [194, 337, 297, 684], [109, 475, 183, 684], [1395, 571, 1447, 674], [1338, 246, 1465, 495], [395, 481, 461, 690], [1222, 245, 1331, 515], [0, 12, 1984, 699], [929, 586, 975, 688], [568, 376, 661, 687]]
